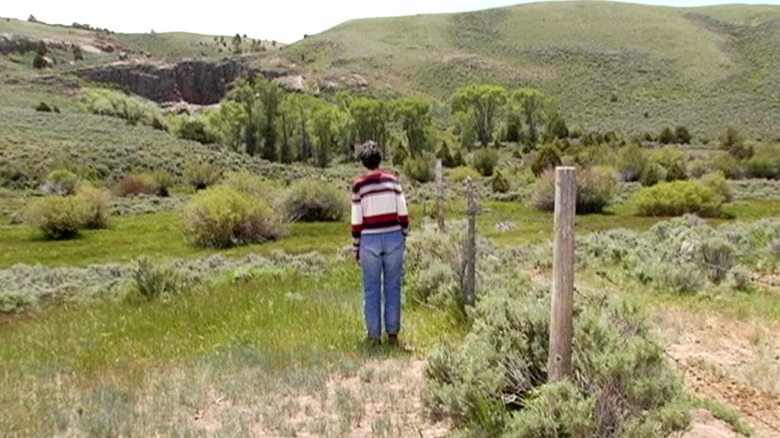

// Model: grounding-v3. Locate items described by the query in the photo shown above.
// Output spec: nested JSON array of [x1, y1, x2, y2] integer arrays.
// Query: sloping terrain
[[270, 2, 780, 137], [4, 3, 780, 138]]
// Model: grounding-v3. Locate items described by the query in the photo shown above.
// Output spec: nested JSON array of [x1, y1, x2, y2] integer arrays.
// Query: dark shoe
[[387, 334, 413, 352], [365, 337, 381, 347]]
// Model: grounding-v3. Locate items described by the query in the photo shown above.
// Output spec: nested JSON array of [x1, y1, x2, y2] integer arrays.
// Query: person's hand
[[353, 249, 360, 264]]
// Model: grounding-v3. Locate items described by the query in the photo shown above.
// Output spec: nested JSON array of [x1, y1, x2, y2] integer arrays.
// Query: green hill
[[2, 1, 780, 187], [275, 2, 780, 138]]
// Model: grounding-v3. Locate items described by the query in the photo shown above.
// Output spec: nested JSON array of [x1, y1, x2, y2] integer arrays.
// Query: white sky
[[2, 0, 779, 44]]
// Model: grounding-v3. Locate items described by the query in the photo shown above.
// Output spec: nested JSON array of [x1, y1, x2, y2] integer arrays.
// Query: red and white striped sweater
[[351, 171, 409, 249]]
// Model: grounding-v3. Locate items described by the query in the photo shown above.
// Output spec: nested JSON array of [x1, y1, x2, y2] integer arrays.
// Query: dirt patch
[[189, 358, 449, 437], [680, 409, 742, 438], [655, 309, 780, 437], [79, 44, 105, 54]]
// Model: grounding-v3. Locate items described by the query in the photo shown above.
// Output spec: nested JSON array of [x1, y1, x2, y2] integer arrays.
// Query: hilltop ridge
[[2, 2, 780, 137]]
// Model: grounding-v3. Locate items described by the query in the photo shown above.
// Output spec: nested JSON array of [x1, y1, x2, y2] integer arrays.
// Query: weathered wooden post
[[463, 177, 477, 306], [436, 159, 445, 233], [548, 166, 576, 382]]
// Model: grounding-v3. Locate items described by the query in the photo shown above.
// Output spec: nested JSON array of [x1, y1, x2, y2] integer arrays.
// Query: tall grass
[[0, 262, 452, 435]]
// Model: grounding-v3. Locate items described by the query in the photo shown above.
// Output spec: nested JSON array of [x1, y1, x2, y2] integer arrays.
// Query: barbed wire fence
[[436, 166, 780, 435]]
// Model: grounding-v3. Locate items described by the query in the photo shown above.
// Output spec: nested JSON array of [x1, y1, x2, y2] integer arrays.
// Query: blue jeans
[[359, 230, 405, 340]]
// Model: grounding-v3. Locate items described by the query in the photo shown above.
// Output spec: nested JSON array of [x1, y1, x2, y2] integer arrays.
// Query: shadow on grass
[[355, 339, 415, 359]]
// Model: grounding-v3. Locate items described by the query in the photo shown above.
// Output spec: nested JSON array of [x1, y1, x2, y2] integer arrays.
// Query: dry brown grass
[[654, 308, 780, 437]]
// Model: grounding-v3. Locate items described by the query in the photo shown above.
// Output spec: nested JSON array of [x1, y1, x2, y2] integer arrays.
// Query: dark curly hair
[[357, 141, 382, 170]]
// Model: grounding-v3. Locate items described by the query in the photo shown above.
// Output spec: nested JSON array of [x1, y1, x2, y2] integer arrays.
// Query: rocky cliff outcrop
[[0, 34, 72, 54], [74, 59, 252, 105]]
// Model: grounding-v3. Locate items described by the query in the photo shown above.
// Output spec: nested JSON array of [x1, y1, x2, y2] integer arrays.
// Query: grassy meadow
[[2, 183, 780, 435]]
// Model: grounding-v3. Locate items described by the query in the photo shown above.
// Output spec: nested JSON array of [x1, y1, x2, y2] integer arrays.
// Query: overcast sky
[[3, 0, 779, 44]]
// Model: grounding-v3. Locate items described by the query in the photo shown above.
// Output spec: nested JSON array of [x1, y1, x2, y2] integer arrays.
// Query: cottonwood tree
[[393, 96, 433, 157], [451, 84, 507, 147], [255, 80, 283, 162], [282, 93, 319, 162], [349, 97, 390, 155], [311, 102, 349, 168], [508, 87, 555, 146], [227, 78, 263, 156], [453, 109, 479, 151], [206, 100, 245, 152]]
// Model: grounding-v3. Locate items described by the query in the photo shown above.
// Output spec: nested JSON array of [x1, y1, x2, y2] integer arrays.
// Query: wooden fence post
[[436, 159, 445, 233], [548, 166, 576, 382], [463, 177, 477, 306]]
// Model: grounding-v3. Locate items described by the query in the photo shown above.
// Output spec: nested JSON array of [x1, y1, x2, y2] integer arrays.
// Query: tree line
[[200, 80, 568, 167]]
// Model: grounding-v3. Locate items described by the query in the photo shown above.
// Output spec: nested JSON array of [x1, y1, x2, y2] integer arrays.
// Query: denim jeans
[[359, 230, 405, 340]]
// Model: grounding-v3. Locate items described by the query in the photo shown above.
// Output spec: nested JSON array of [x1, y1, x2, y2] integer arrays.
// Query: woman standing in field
[[351, 141, 410, 346]]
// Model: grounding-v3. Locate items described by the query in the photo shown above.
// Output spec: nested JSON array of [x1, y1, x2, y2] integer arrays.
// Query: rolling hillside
[[274, 2, 780, 138], [2, 1, 780, 157]]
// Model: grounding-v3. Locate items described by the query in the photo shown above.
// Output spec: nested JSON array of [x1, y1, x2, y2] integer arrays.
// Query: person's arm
[[396, 181, 409, 238], [351, 184, 363, 259]]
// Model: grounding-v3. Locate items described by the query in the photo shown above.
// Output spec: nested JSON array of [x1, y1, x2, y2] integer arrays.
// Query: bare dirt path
[[655, 309, 780, 437], [190, 358, 449, 437]]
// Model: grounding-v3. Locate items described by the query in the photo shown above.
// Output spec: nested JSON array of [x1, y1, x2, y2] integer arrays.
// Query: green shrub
[[743, 144, 780, 179], [130, 257, 189, 301], [149, 170, 173, 197], [659, 127, 675, 144], [449, 166, 482, 183], [744, 155, 779, 179], [471, 148, 499, 177], [491, 170, 510, 194], [80, 88, 163, 128], [35, 102, 53, 112], [25, 196, 92, 239], [42, 169, 80, 195], [424, 285, 687, 437], [390, 141, 408, 166], [223, 171, 278, 203], [530, 144, 562, 176], [0, 291, 36, 314], [639, 162, 666, 187], [531, 166, 615, 214], [699, 237, 734, 284], [184, 162, 222, 190], [615, 143, 648, 182], [281, 180, 346, 222], [181, 185, 283, 247], [405, 221, 490, 322], [699, 171, 732, 203], [631, 181, 723, 217], [113, 174, 158, 197], [436, 141, 457, 168], [545, 113, 569, 141], [650, 147, 688, 182], [32, 53, 50, 69], [709, 152, 744, 179], [72, 45, 84, 61], [720, 127, 751, 159], [176, 118, 217, 144], [688, 159, 711, 179], [76, 185, 112, 229], [452, 149, 466, 167], [505, 381, 598, 437], [403, 155, 435, 183], [674, 125, 692, 144]]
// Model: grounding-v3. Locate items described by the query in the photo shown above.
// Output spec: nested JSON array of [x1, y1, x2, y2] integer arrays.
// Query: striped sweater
[[351, 171, 409, 249]]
